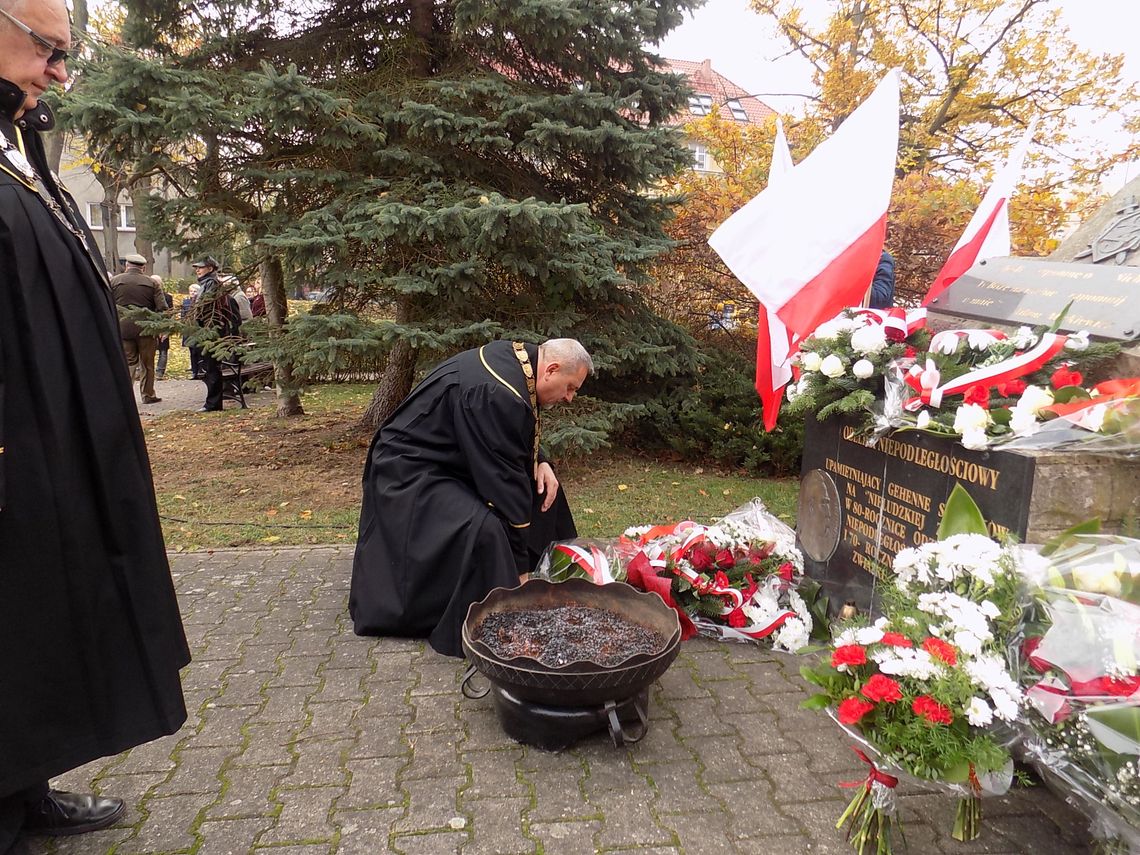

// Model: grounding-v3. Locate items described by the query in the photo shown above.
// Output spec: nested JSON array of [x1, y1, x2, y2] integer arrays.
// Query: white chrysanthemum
[[623, 524, 653, 538], [990, 687, 1021, 722], [965, 697, 994, 727], [855, 626, 885, 645], [952, 629, 985, 657], [810, 314, 862, 341], [774, 617, 810, 653], [960, 428, 989, 450], [853, 358, 876, 379], [850, 325, 889, 355]]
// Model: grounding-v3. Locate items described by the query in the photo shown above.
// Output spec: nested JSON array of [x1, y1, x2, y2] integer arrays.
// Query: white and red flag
[[752, 117, 797, 430], [922, 119, 1037, 306], [709, 69, 900, 342]]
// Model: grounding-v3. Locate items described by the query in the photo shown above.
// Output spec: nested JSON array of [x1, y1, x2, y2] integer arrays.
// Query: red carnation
[[904, 345, 917, 358], [1051, 366, 1083, 389], [996, 378, 1027, 397], [715, 548, 736, 570], [880, 632, 913, 648], [922, 637, 958, 666], [861, 674, 903, 704], [689, 548, 715, 572], [778, 562, 794, 582], [727, 607, 747, 628], [912, 695, 953, 725], [838, 696, 876, 725], [963, 384, 990, 408], [832, 644, 867, 668]]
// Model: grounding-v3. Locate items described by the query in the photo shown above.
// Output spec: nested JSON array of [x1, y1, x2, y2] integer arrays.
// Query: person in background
[[246, 283, 266, 318], [152, 275, 173, 381], [109, 253, 165, 404], [181, 282, 203, 378], [228, 275, 253, 323], [869, 249, 896, 309], [191, 256, 241, 412], [0, 0, 189, 846]]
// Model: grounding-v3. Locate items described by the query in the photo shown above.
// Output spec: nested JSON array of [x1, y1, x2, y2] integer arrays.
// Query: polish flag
[[753, 118, 797, 430], [709, 69, 900, 340], [922, 119, 1037, 306]]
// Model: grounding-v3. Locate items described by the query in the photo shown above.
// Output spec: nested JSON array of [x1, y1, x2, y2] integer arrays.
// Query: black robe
[[0, 86, 189, 799], [350, 340, 576, 657]]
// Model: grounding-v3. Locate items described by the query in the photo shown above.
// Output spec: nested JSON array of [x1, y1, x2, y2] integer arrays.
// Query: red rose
[[996, 378, 1027, 397], [922, 637, 958, 666], [1051, 366, 1083, 389], [880, 632, 913, 648], [861, 674, 903, 704], [727, 607, 747, 628], [1022, 636, 1051, 674], [713, 570, 731, 590], [838, 696, 876, 725], [715, 548, 736, 570], [689, 548, 714, 572], [912, 695, 953, 725], [963, 384, 990, 408], [832, 644, 867, 668], [778, 562, 794, 582], [747, 543, 774, 563]]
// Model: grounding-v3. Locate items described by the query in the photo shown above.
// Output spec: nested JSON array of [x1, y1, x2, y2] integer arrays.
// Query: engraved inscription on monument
[[798, 416, 1035, 613], [928, 256, 1140, 341]]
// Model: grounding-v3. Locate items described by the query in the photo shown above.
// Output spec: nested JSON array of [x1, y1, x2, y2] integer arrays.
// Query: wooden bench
[[219, 360, 274, 408]]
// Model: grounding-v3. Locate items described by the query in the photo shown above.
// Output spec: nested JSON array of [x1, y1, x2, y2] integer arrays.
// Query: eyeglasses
[[0, 8, 70, 66]]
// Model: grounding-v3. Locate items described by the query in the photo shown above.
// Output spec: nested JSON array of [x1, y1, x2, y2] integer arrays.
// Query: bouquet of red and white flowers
[[802, 486, 1029, 853], [1015, 534, 1140, 854], [535, 499, 813, 653]]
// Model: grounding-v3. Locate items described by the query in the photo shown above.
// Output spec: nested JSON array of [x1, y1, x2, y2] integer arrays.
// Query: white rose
[[810, 314, 859, 341], [1071, 563, 1123, 598], [850, 325, 888, 355], [1065, 331, 1090, 351], [967, 330, 999, 350], [820, 354, 845, 378], [852, 359, 875, 379], [1009, 406, 1039, 437], [800, 352, 823, 372], [953, 403, 991, 435], [916, 410, 931, 429], [960, 428, 989, 450], [1018, 385, 1054, 415]]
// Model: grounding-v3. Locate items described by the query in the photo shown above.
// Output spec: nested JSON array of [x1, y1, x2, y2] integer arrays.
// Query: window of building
[[688, 94, 712, 116], [84, 202, 136, 231], [688, 142, 709, 172], [120, 204, 136, 231], [726, 99, 748, 122], [86, 202, 103, 229]]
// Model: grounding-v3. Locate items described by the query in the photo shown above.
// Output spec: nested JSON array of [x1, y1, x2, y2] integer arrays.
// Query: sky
[[656, 0, 1140, 191]]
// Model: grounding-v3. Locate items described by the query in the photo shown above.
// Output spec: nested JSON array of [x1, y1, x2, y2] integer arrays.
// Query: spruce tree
[[65, 0, 704, 439]]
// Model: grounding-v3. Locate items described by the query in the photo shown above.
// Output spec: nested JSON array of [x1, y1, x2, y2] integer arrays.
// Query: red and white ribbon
[[905, 332, 1068, 412], [552, 543, 614, 584], [853, 307, 927, 339]]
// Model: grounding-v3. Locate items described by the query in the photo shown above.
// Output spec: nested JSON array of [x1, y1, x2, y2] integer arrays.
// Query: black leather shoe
[[142, 396, 162, 404], [197, 406, 222, 412], [22, 790, 125, 836]]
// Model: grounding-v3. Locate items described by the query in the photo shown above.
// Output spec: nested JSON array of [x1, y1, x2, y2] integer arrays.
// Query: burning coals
[[473, 605, 667, 667]]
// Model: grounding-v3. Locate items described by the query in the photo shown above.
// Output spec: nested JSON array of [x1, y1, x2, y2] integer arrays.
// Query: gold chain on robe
[[512, 341, 539, 473]]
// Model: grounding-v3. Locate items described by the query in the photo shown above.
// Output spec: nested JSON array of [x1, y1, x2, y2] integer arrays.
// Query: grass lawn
[[145, 382, 798, 551]]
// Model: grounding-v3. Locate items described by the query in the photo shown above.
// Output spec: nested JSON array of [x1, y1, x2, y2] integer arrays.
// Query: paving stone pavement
[[20, 547, 1092, 855]]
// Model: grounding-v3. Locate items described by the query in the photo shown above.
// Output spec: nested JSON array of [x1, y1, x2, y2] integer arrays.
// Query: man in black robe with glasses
[[350, 338, 591, 657], [0, 0, 189, 847]]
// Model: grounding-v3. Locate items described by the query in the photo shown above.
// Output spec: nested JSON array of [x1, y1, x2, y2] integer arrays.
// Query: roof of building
[[659, 58, 777, 126]]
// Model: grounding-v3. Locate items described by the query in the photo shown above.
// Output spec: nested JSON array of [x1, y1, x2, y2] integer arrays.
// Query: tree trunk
[[359, 295, 418, 431], [261, 252, 304, 417], [131, 176, 154, 264], [99, 179, 120, 272]]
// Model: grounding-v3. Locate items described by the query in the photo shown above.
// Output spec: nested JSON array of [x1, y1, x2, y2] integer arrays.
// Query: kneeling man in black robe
[[350, 338, 592, 656]]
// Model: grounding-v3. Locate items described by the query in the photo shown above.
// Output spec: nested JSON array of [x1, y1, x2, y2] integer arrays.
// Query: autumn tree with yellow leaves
[[657, 0, 1139, 312]]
